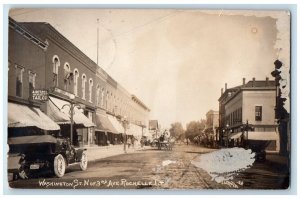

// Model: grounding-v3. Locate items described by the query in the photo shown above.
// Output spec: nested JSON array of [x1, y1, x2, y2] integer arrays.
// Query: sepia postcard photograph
[[6, 7, 292, 191]]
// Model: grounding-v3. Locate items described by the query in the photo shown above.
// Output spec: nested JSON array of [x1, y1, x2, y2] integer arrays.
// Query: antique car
[[8, 135, 88, 179]]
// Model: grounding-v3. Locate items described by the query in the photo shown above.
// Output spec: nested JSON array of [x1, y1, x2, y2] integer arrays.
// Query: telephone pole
[[97, 18, 99, 65]]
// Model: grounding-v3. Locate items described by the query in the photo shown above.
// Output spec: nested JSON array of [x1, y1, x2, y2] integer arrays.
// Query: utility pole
[[97, 18, 99, 65]]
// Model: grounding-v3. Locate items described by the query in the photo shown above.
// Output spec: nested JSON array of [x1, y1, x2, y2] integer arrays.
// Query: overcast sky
[[9, 9, 290, 129]]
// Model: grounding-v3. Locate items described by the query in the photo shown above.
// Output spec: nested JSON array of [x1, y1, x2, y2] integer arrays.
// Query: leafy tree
[[185, 119, 206, 139], [169, 122, 185, 139]]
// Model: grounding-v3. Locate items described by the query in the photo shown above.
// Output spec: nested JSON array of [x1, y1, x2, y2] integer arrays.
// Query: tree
[[271, 59, 290, 156], [185, 119, 206, 139], [169, 122, 185, 139]]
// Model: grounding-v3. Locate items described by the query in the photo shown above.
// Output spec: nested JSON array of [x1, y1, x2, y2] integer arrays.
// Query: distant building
[[205, 110, 219, 144], [149, 120, 159, 139], [218, 78, 279, 151]]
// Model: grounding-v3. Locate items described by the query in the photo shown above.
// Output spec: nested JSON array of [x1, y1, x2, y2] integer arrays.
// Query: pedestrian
[[140, 137, 145, 150], [127, 137, 132, 148]]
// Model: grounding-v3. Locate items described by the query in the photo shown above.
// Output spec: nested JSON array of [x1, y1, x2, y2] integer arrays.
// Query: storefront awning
[[229, 132, 243, 140], [49, 97, 95, 127], [8, 102, 60, 131], [247, 131, 279, 141], [107, 115, 124, 134], [48, 98, 70, 124], [128, 124, 143, 137], [95, 113, 117, 134]]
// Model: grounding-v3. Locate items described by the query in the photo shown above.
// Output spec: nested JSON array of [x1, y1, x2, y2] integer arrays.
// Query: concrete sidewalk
[[85, 144, 150, 163]]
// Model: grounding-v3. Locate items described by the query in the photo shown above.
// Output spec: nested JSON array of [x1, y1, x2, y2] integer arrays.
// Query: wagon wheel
[[79, 151, 88, 171], [53, 154, 66, 178]]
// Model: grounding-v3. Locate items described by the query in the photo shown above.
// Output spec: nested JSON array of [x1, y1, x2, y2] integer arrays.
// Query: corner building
[[8, 17, 150, 147], [218, 78, 279, 151]]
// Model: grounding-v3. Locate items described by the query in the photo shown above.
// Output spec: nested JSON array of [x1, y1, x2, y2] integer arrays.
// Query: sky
[[8, 8, 290, 129]]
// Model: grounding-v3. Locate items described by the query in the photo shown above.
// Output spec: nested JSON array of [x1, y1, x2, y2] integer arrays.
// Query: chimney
[[266, 77, 269, 86], [243, 78, 246, 86], [221, 88, 224, 95], [225, 83, 227, 90], [252, 78, 255, 87]]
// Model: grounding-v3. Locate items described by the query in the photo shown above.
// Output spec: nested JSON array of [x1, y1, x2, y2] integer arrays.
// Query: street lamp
[[241, 120, 251, 148], [62, 94, 82, 145], [121, 116, 129, 153], [222, 124, 231, 148]]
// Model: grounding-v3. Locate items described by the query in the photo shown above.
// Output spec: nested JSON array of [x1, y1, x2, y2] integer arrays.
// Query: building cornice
[[9, 18, 48, 51], [131, 95, 151, 112], [224, 86, 276, 106], [42, 24, 97, 73]]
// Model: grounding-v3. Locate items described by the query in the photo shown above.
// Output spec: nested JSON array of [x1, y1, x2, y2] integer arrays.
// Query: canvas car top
[[8, 135, 58, 145]]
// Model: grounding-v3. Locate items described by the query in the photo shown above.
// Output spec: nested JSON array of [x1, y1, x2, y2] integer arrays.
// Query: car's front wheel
[[79, 152, 88, 171], [53, 154, 66, 178]]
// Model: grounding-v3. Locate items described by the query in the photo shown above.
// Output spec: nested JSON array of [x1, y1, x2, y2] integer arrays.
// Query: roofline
[[224, 86, 276, 105], [132, 95, 151, 112], [9, 17, 49, 50]]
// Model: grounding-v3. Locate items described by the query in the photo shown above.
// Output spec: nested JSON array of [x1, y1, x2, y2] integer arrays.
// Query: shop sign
[[32, 89, 49, 101], [54, 87, 74, 99]]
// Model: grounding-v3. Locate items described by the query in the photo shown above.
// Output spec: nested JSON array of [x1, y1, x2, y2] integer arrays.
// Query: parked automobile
[[8, 135, 88, 179]]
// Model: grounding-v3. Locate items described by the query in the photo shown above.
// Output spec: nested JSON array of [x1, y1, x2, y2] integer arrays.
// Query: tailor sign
[[32, 89, 49, 101]]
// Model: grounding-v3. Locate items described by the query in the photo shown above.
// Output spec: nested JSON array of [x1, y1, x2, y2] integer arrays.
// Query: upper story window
[[81, 74, 86, 100], [106, 91, 109, 109], [255, 106, 262, 121], [88, 78, 93, 102], [28, 71, 36, 96], [96, 84, 100, 106], [52, 56, 60, 87], [63, 63, 71, 90], [73, 69, 79, 96], [15, 65, 24, 97], [101, 88, 105, 108]]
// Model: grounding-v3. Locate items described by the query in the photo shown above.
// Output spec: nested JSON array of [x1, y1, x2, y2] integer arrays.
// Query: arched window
[[28, 70, 36, 97], [15, 65, 24, 97], [81, 74, 86, 100], [63, 63, 70, 90], [101, 88, 105, 108], [88, 78, 93, 102], [106, 91, 109, 110], [52, 55, 60, 87], [73, 69, 79, 96], [96, 84, 100, 106]]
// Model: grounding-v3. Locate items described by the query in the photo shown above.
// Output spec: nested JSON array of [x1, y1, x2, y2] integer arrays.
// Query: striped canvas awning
[[47, 99, 70, 124], [8, 102, 60, 131], [229, 132, 243, 140], [247, 131, 279, 141], [95, 113, 117, 134], [107, 115, 124, 134], [49, 97, 95, 128]]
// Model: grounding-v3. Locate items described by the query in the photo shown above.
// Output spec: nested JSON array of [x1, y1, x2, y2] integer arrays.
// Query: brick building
[[8, 17, 150, 147]]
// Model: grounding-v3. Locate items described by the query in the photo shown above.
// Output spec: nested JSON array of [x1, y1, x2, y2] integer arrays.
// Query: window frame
[[81, 74, 87, 100], [255, 105, 262, 121], [28, 70, 36, 96], [73, 69, 79, 96], [15, 65, 24, 97], [52, 55, 60, 87], [88, 78, 93, 102]]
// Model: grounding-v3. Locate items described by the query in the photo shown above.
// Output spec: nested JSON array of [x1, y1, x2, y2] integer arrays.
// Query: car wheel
[[79, 152, 88, 171], [18, 167, 30, 179], [53, 154, 66, 178]]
